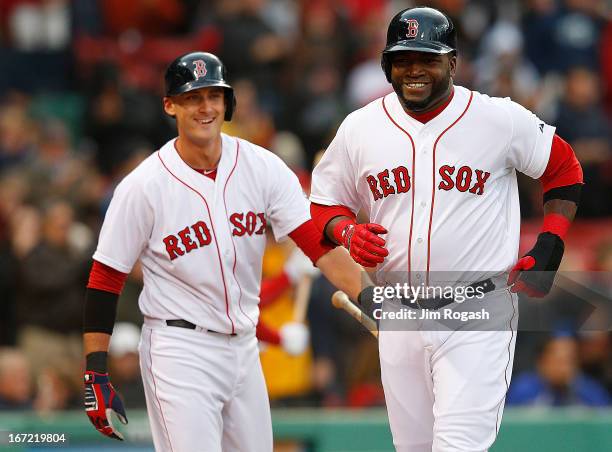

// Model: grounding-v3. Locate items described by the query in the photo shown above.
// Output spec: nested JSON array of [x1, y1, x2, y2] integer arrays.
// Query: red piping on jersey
[[426, 91, 473, 285], [158, 151, 235, 334], [148, 330, 175, 452], [223, 140, 255, 328], [382, 95, 416, 286]]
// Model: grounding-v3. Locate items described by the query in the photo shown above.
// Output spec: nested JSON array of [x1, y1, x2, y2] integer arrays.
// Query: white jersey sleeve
[[309, 118, 361, 213], [93, 175, 154, 273], [503, 98, 555, 179], [264, 152, 310, 241]]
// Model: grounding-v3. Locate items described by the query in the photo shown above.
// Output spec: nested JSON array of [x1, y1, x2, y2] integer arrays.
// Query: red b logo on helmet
[[193, 60, 207, 79], [406, 19, 419, 38]]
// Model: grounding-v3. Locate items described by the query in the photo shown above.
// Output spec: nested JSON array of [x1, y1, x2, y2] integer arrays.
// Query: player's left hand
[[280, 322, 310, 355], [508, 232, 564, 297], [84, 371, 128, 440]]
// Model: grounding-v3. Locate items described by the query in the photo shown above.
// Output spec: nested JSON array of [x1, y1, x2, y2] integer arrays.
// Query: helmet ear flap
[[381, 53, 392, 83], [224, 88, 236, 121]]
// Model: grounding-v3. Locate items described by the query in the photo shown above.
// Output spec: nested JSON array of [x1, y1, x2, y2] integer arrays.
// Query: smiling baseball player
[[310, 7, 583, 452], [82, 51, 368, 452]]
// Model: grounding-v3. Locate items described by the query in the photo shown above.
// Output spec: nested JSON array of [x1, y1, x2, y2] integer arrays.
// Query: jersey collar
[[159, 134, 237, 192], [384, 86, 469, 134]]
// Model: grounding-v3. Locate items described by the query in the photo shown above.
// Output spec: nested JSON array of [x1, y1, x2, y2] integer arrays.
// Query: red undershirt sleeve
[[87, 260, 129, 295], [539, 134, 584, 193]]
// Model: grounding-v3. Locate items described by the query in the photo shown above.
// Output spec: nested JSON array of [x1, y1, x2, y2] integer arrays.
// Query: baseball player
[[82, 51, 368, 452], [310, 7, 583, 452]]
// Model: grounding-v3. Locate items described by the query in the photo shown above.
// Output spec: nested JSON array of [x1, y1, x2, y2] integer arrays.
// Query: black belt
[[401, 278, 495, 310], [166, 319, 236, 336]]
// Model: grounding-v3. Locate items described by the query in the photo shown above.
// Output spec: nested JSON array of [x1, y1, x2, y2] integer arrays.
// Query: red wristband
[[541, 213, 571, 239]]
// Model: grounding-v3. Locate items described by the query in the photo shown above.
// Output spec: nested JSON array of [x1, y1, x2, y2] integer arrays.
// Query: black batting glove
[[508, 232, 564, 297]]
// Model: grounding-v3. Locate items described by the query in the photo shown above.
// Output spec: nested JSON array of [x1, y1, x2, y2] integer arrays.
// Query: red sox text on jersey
[[163, 212, 267, 260], [366, 165, 491, 200]]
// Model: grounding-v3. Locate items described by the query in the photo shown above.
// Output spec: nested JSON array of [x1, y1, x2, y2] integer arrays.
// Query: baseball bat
[[293, 275, 313, 323], [331, 291, 378, 338]]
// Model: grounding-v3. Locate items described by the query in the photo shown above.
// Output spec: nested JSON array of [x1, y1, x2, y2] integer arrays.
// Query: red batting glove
[[333, 219, 389, 267], [84, 371, 128, 440]]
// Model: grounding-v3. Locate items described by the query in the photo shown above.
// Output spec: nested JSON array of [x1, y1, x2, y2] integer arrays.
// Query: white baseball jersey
[[94, 133, 309, 335], [310, 86, 554, 283]]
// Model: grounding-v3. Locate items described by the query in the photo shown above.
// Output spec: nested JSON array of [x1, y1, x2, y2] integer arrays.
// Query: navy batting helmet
[[381, 7, 457, 82], [164, 52, 236, 121]]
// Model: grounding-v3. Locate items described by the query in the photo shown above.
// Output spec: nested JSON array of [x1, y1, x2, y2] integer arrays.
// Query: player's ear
[[163, 96, 176, 117]]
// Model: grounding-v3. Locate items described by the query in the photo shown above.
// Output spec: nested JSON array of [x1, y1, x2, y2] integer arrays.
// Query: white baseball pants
[[379, 287, 518, 452], [139, 320, 272, 452]]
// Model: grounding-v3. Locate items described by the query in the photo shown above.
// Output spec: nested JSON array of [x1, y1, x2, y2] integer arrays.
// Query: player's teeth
[[408, 83, 426, 88]]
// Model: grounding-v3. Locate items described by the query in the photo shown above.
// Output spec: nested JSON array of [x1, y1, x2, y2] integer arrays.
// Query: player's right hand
[[84, 371, 128, 440], [336, 222, 389, 267]]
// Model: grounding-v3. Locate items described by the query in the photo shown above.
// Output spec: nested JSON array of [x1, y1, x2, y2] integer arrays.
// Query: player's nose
[[405, 62, 426, 76], [197, 98, 215, 113]]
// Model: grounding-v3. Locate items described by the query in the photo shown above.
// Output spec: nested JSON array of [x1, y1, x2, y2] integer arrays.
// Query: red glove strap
[[332, 219, 355, 246], [541, 213, 571, 239]]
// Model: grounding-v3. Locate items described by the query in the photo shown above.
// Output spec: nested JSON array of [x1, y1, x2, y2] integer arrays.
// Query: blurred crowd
[[1, 0, 612, 415]]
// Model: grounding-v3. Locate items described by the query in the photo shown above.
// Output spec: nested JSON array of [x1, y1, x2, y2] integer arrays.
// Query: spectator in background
[[579, 331, 612, 395], [83, 64, 165, 175], [345, 10, 392, 109], [552, 0, 606, 73], [474, 21, 541, 110], [216, 0, 289, 114], [270, 130, 310, 188], [522, 0, 562, 75], [507, 334, 610, 407], [290, 61, 344, 163], [554, 66, 612, 217], [221, 78, 276, 148], [16, 200, 89, 395], [0, 347, 33, 410], [0, 94, 35, 172], [0, 173, 30, 346], [24, 119, 103, 218]]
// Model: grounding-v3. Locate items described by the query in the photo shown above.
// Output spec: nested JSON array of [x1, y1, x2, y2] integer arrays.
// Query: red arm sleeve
[[87, 260, 129, 295], [256, 320, 281, 345], [539, 134, 584, 193], [310, 203, 356, 234], [288, 219, 334, 264]]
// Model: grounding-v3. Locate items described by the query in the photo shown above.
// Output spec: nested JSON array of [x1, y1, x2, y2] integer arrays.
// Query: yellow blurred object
[[259, 241, 312, 399]]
